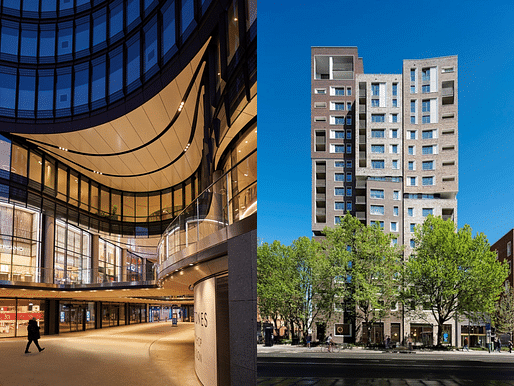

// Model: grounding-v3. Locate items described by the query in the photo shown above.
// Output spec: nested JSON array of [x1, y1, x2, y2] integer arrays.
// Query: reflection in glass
[[93, 10, 107, 47], [11, 145, 27, 177], [75, 18, 90, 53], [1, 24, 19, 56], [57, 24, 73, 56], [38, 71, 54, 112], [39, 28, 55, 58], [161, 1, 176, 59], [18, 74, 36, 113], [110, 3, 123, 39], [44, 159, 55, 189], [0, 67, 16, 110], [29, 152, 42, 184], [57, 166, 67, 201], [181, 0, 194, 35], [56, 71, 72, 110], [21, 27, 37, 57], [226, 0, 239, 64], [143, 17, 158, 74]]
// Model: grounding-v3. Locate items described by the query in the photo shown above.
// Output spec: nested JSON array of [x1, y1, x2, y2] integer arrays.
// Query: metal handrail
[[157, 148, 256, 271]]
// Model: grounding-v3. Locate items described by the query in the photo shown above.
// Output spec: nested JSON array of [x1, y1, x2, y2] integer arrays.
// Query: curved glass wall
[[1, 135, 200, 236], [158, 124, 256, 269], [0, 0, 256, 121]]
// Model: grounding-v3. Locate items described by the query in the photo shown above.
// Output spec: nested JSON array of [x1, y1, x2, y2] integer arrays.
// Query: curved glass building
[[0, 0, 256, 383]]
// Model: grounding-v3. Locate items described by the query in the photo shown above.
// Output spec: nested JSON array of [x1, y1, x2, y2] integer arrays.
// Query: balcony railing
[[0, 265, 151, 286], [157, 150, 256, 271]]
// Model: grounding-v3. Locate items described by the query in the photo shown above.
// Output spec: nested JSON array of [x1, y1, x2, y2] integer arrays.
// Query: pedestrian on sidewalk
[[326, 334, 333, 352], [306, 333, 312, 348], [25, 317, 45, 354], [498, 338, 502, 353], [463, 337, 469, 352], [508, 340, 512, 354]]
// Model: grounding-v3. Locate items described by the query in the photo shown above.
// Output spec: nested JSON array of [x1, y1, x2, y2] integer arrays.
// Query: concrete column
[[228, 228, 257, 385], [92, 235, 100, 283], [45, 299, 59, 335], [142, 259, 147, 281], [42, 215, 55, 283]]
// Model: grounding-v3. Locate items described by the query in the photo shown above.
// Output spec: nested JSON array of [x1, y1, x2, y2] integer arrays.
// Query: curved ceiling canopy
[[18, 41, 209, 192]]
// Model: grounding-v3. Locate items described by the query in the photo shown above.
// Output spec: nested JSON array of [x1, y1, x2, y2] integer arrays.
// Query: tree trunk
[[437, 321, 443, 346]]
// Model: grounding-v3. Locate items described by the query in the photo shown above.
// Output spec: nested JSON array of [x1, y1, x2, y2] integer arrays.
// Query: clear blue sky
[[258, 0, 514, 246]]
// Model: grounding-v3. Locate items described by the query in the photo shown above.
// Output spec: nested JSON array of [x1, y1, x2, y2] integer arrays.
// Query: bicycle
[[319, 342, 341, 353]]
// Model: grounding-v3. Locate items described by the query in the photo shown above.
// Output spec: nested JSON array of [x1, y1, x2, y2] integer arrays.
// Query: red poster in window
[[0, 312, 43, 320]]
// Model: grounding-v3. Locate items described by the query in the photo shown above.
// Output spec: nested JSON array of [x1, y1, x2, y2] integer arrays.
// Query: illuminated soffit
[[20, 40, 210, 192]]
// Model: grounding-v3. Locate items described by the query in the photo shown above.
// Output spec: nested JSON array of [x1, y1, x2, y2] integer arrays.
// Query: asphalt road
[[258, 352, 514, 385]]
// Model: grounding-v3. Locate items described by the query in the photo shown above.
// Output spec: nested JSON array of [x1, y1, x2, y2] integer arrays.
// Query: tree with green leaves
[[494, 286, 514, 335], [403, 215, 508, 346], [256, 240, 293, 331], [323, 213, 404, 344], [257, 237, 346, 342]]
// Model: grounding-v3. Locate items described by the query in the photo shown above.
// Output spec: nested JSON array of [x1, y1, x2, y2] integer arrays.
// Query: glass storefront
[[410, 324, 433, 346], [129, 304, 147, 324], [59, 302, 95, 333], [0, 299, 45, 338], [102, 303, 125, 328], [0, 203, 40, 282], [361, 322, 384, 345], [55, 221, 91, 284], [461, 325, 486, 347]]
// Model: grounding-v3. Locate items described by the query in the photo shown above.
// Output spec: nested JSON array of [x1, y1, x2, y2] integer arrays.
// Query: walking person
[[326, 333, 333, 352], [508, 340, 512, 354], [463, 337, 469, 352], [306, 332, 312, 348], [25, 317, 44, 354], [498, 338, 502, 353]]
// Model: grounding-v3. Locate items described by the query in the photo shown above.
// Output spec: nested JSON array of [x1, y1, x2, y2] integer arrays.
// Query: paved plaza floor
[[0, 322, 201, 386]]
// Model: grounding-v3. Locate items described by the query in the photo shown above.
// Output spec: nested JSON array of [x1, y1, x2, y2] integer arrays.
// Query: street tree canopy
[[494, 286, 514, 335], [323, 213, 404, 343], [257, 237, 346, 340], [403, 215, 508, 345]]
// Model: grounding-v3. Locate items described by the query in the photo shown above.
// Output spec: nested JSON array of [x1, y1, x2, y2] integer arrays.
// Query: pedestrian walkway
[[258, 343, 514, 359], [0, 322, 201, 386]]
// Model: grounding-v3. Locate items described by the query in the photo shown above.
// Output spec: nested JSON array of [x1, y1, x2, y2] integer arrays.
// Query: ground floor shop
[[148, 305, 194, 323], [0, 298, 189, 338]]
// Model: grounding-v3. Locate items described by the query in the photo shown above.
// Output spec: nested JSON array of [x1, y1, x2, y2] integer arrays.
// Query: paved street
[[0, 322, 200, 386], [258, 345, 514, 385]]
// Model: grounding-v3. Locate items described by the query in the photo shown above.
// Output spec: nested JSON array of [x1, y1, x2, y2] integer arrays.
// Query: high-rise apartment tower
[[311, 46, 458, 345]]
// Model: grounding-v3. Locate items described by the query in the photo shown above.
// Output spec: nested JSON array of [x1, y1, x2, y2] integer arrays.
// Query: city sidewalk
[[258, 343, 514, 359]]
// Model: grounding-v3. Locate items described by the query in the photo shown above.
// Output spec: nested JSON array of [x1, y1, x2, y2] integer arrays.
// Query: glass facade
[[0, 298, 45, 338], [6, 139, 200, 237], [59, 301, 95, 333], [0, 0, 255, 121], [0, 203, 40, 282]]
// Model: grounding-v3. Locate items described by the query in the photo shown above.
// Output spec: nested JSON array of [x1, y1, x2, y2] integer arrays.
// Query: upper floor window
[[371, 160, 385, 169], [392, 83, 398, 96], [371, 114, 385, 123], [422, 208, 433, 217], [410, 69, 416, 82], [371, 83, 379, 96], [371, 129, 385, 138], [370, 189, 384, 199], [422, 68, 430, 82]]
